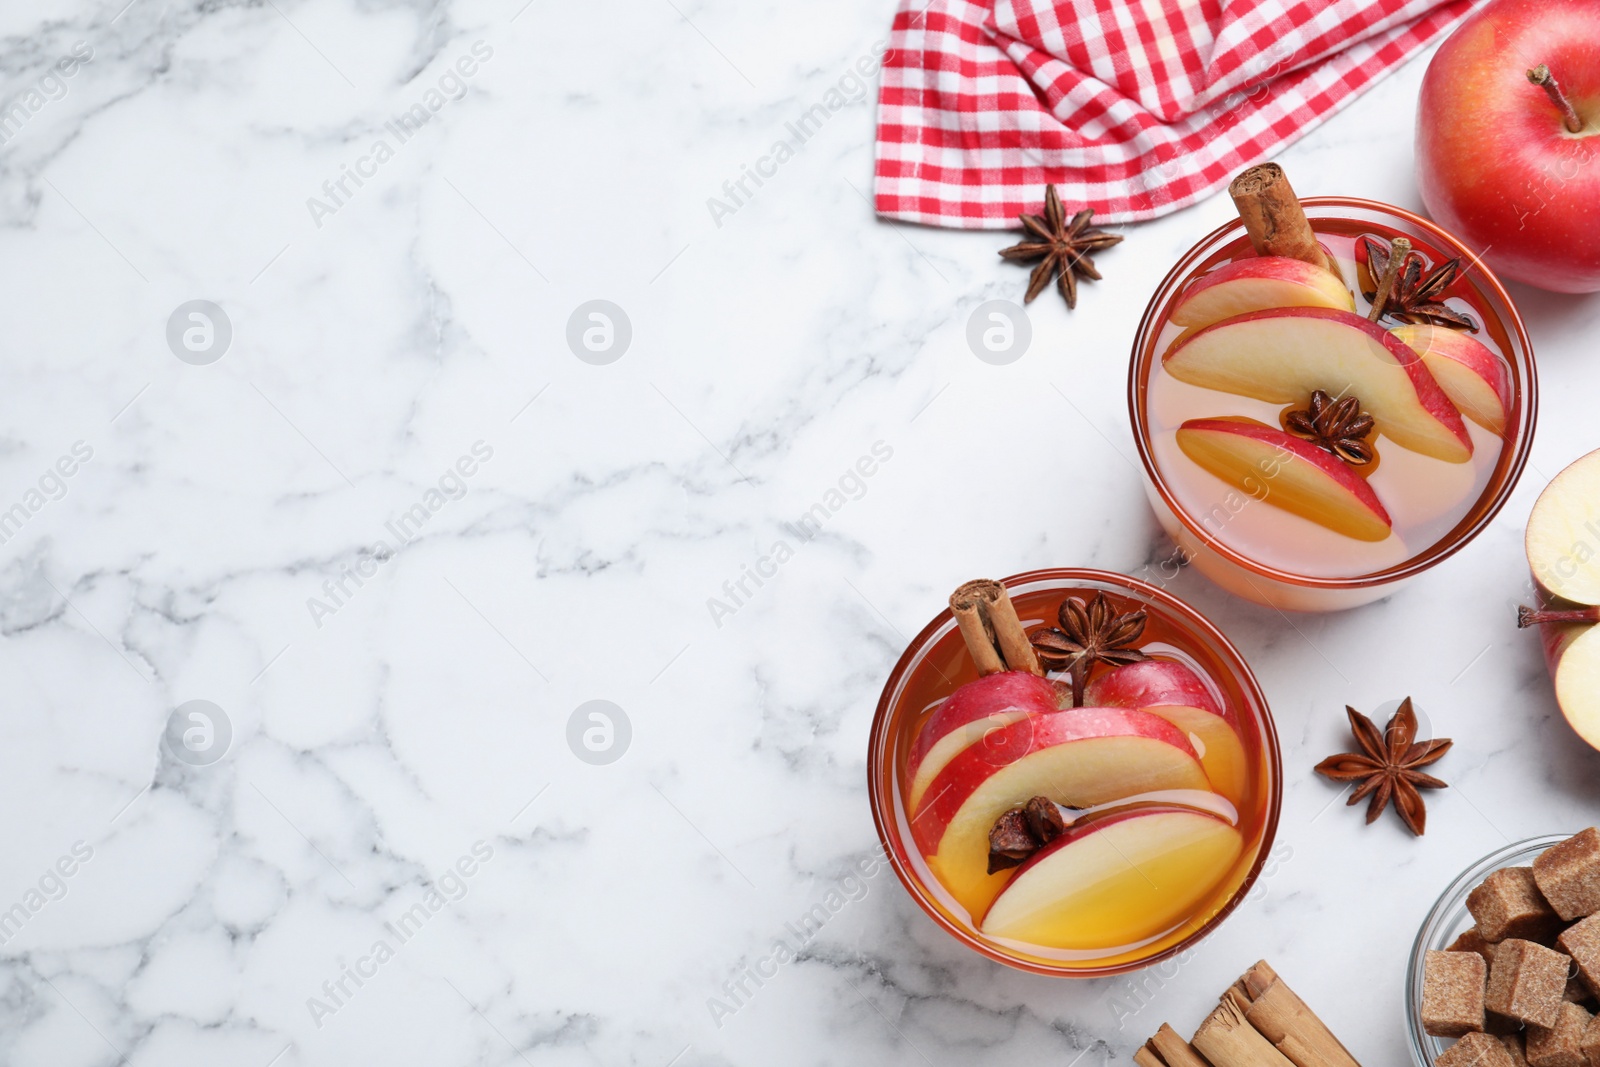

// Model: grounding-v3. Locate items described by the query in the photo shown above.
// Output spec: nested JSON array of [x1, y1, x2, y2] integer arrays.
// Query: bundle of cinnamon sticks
[[1137, 961, 1362, 1067]]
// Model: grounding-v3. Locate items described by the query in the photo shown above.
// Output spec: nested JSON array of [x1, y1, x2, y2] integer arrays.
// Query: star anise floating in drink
[[1359, 235, 1479, 333], [1285, 389, 1377, 466], [1314, 698, 1452, 836], [999, 185, 1123, 309], [1029, 591, 1148, 706], [987, 796, 1071, 873]]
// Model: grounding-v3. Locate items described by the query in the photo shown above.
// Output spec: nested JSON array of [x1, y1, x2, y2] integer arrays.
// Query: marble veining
[[0, 1, 1598, 1064]]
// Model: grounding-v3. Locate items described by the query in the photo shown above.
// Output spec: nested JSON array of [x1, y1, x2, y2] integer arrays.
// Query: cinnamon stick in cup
[[1229, 164, 1337, 276], [949, 579, 1042, 676]]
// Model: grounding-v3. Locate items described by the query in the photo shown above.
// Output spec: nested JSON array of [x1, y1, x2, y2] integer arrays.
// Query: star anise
[[1285, 389, 1376, 466], [1029, 591, 1148, 707], [987, 796, 1071, 873], [999, 185, 1123, 309], [1360, 235, 1479, 333], [1313, 698, 1452, 836]]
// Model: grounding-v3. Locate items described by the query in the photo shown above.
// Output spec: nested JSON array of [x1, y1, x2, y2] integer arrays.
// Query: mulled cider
[[1131, 168, 1535, 611], [868, 572, 1280, 975]]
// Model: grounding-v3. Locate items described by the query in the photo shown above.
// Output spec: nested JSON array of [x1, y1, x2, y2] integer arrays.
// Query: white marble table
[[2, 3, 1599, 1065]]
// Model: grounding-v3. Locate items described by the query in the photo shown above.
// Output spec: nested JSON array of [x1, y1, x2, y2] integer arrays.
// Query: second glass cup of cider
[[1129, 198, 1537, 612]]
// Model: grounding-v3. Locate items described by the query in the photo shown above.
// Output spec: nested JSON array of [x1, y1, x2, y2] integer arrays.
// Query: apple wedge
[[1170, 256, 1354, 331], [978, 807, 1243, 949], [1391, 324, 1513, 436], [1176, 418, 1393, 542], [912, 708, 1208, 916], [1163, 307, 1472, 462], [1520, 451, 1600, 753], [1142, 706, 1250, 806], [1084, 659, 1224, 719], [906, 671, 1062, 811], [1083, 661, 1248, 803]]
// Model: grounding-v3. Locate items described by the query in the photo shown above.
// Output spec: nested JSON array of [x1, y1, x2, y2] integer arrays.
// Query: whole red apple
[[1416, 0, 1600, 293]]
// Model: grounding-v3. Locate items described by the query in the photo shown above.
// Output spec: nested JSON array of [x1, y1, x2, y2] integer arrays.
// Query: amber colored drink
[[1130, 199, 1537, 612], [867, 570, 1281, 976]]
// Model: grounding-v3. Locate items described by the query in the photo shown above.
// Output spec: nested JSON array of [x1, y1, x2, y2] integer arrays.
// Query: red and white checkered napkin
[[874, 0, 1482, 228]]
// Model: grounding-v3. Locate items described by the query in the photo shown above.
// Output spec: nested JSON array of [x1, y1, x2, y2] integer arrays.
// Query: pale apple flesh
[[1163, 307, 1472, 463], [1522, 450, 1600, 753], [906, 672, 1061, 811], [1392, 324, 1513, 436], [1552, 627, 1600, 752], [1143, 705, 1250, 807], [978, 807, 1243, 949], [1170, 256, 1355, 331], [1526, 450, 1600, 605], [1084, 659, 1225, 718], [912, 708, 1208, 916], [1176, 417, 1394, 542]]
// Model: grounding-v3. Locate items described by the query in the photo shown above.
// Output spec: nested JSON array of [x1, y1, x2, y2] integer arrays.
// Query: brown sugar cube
[[1426, 950, 1489, 1036], [1557, 914, 1600, 997], [1487, 939, 1573, 1028], [1526, 1001, 1591, 1067], [1454, 927, 1502, 964], [1487, 1010, 1525, 1036], [1581, 1014, 1600, 1065], [1501, 1034, 1529, 1067], [1439, 1032, 1519, 1067], [1471, 868, 1563, 942], [1533, 829, 1600, 921]]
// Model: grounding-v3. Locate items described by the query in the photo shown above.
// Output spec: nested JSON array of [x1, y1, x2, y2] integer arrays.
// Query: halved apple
[[1521, 451, 1600, 753], [1163, 307, 1472, 463], [978, 807, 1243, 949], [1170, 256, 1354, 331], [906, 671, 1062, 811], [1391, 324, 1512, 436], [1176, 417, 1393, 542], [912, 708, 1208, 916], [1084, 659, 1224, 718]]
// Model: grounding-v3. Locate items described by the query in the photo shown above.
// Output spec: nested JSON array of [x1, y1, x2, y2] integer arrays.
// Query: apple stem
[[1517, 604, 1600, 628], [1528, 65, 1586, 135], [1367, 237, 1411, 322]]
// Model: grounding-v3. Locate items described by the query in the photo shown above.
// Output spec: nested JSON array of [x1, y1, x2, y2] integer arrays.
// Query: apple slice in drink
[[1084, 659, 1246, 803], [978, 807, 1243, 949], [1169, 256, 1354, 331], [912, 708, 1208, 916], [906, 671, 1062, 811], [1084, 659, 1224, 719], [1163, 307, 1472, 463], [1176, 418, 1393, 542], [1391, 324, 1513, 436], [1084, 661, 1246, 802]]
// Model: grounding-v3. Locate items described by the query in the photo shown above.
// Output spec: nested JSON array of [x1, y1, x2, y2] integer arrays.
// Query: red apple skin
[[1391, 324, 1514, 436], [907, 672, 1062, 777], [1084, 660, 1225, 719], [1177, 417, 1394, 542], [1164, 307, 1472, 463], [909, 707, 1196, 854], [1416, 0, 1600, 292]]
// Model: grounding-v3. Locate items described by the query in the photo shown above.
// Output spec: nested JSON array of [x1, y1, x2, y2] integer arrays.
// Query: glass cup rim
[[1405, 833, 1574, 1065], [1126, 195, 1539, 592], [866, 566, 1284, 977]]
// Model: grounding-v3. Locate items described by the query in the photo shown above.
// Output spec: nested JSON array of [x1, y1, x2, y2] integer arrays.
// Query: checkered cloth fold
[[874, 0, 1483, 227]]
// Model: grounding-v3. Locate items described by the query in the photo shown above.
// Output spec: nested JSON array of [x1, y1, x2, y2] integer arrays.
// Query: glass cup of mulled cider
[[867, 569, 1282, 976], [1129, 196, 1537, 612]]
